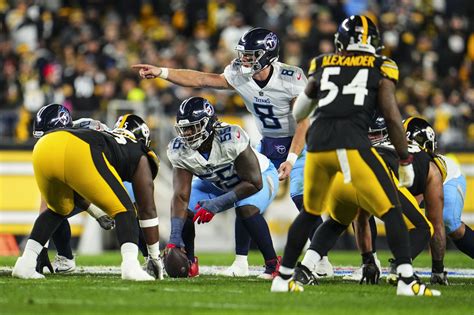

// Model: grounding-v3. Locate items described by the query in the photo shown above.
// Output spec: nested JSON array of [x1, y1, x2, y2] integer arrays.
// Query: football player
[[32, 104, 115, 274], [132, 27, 330, 277], [166, 97, 280, 278], [12, 108, 161, 281], [405, 117, 473, 282], [271, 15, 440, 296]]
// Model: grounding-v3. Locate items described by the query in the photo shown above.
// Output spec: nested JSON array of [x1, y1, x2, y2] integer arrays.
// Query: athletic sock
[[52, 219, 73, 259], [235, 216, 251, 256], [452, 225, 474, 259], [241, 213, 276, 261], [292, 195, 323, 241], [281, 211, 320, 268], [381, 207, 412, 266], [308, 218, 347, 256]]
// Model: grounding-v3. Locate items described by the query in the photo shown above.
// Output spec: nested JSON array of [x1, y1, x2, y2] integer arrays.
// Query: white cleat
[[52, 255, 76, 273], [397, 278, 441, 297], [12, 257, 45, 279], [270, 275, 304, 292], [314, 256, 334, 277], [343, 257, 382, 281], [121, 259, 155, 281], [219, 260, 249, 277]]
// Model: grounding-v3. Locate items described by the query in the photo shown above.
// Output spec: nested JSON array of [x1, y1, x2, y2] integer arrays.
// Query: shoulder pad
[[432, 154, 447, 182], [146, 149, 160, 179], [377, 55, 399, 83]]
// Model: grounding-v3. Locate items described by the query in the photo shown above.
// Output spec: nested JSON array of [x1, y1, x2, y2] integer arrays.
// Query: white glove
[[398, 155, 414, 188]]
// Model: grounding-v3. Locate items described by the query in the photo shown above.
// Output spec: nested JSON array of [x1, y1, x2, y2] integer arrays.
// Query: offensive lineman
[[166, 97, 280, 278]]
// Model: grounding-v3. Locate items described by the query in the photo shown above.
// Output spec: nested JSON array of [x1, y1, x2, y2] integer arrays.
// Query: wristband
[[399, 154, 413, 166], [139, 217, 159, 228], [286, 152, 298, 166], [159, 68, 169, 79]]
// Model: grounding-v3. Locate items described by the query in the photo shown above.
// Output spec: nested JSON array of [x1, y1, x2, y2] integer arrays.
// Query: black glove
[[430, 271, 448, 285], [96, 215, 115, 230], [359, 262, 380, 285], [146, 256, 164, 280], [36, 247, 54, 274]]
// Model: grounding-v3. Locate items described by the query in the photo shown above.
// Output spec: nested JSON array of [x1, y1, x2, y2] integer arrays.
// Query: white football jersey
[[167, 123, 270, 192], [224, 61, 307, 138], [437, 154, 462, 183]]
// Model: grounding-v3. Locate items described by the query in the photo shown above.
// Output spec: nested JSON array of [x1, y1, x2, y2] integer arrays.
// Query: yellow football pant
[[32, 131, 133, 217]]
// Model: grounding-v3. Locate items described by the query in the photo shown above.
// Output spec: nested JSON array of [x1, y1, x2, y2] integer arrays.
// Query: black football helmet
[[175, 97, 217, 149], [114, 114, 151, 147], [368, 115, 388, 145], [403, 117, 437, 152], [33, 103, 73, 138], [234, 27, 279, 76], [334, 15, 382, 54]]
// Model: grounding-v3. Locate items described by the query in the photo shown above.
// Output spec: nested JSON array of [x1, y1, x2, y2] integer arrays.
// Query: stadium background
[[0, 0, 473, 255]]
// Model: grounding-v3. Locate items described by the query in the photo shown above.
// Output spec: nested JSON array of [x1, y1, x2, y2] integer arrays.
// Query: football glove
[[359, 262, 380, 285], [193, 205, 215, 224], [398, 154, 414, 188], [36, 247, 54, 274], [96, 215, 115, 230], [430, 271, 449, 285], [145, 256, 164, 280]]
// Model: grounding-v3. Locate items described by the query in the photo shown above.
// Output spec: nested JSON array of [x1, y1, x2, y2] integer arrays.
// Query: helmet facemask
[[368, 127, 388, 145], [175, 117, 212, 150], [411, 128, 437, 152], [234, 48, 266, 76]]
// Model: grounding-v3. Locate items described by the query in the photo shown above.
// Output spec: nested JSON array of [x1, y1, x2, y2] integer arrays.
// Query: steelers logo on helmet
[[175, 97, 217, 150], [334, 15, 382, 54], [113, 114, 151, 147]]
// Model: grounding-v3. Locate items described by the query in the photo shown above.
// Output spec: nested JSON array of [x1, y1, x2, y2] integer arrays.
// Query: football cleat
[[314, 256, 334, 277], [145, 256, 164, 280], [258, 256, 281, 280], [52, 255, 76, 273], [430, 271, 449, 286], [121, 259, 155, 281], [397, 276, 441, 296], [188, 256, 199, 278], [219, 259, 249, 277], [12, 256, 45, 279], [270, 275, 304, 292], [359, 262, 380, 285], [293, 262, 319, 285]]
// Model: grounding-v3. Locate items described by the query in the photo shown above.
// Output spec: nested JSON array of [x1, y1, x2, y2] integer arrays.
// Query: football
[[163, 247, 189, 278]]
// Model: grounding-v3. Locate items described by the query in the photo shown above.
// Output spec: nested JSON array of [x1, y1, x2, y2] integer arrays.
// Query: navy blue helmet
[[368, 115, 388, 145], [33, 103, 73, 138], [175, 97, 217, 149], [403, 117, 437, 152], [114, 114, 151, 147], [334, 15, 381, 54], [234, 27, 279, 76]]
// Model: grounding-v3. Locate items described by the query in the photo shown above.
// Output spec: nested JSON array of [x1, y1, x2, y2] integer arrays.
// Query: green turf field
[[1, 251, 473, 315]]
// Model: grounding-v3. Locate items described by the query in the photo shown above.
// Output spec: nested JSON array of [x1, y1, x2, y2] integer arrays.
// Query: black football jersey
[[375, 144, 431, 196], [306, 53, 399, 152], [56, 128, 159, 181]]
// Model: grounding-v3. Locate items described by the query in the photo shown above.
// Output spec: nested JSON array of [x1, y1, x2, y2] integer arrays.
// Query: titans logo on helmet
[[264, 33, 278, 51]]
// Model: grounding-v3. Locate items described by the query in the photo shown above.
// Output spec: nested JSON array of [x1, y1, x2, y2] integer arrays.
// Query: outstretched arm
[[169, 167, 193, 246], [132, 64, 231, 89], [424, 162, 446, 272]]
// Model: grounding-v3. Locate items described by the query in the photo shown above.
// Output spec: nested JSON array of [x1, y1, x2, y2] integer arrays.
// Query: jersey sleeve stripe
[[381, 61, 399, 82], [308, 58, 317, 76]]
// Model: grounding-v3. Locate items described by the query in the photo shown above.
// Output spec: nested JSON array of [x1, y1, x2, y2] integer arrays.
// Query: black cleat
[[293, 262, 318, 286]]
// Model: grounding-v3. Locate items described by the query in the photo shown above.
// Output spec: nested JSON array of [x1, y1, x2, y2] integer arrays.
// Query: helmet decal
[[264, 33, 278, 51]]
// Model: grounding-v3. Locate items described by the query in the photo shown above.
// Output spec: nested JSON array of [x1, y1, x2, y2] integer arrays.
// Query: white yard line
[[1, 265, 474, 278]]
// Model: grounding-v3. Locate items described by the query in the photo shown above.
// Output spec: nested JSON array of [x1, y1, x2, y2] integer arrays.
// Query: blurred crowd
[[0, 0, 473, 150]]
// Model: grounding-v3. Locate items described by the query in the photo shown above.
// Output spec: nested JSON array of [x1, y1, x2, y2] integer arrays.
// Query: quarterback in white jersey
[[166, 97, 280, 278]]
